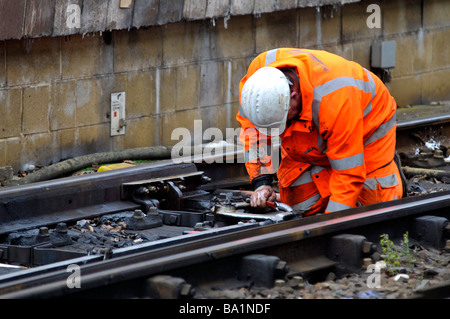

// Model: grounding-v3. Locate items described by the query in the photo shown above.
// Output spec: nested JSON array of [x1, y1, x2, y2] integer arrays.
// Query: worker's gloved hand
[[250, 185, 279, 208]]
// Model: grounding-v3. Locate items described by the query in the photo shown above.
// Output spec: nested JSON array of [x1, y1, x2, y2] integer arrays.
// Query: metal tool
[[264, 200, 300, 221], [266, 201, 294, 213]]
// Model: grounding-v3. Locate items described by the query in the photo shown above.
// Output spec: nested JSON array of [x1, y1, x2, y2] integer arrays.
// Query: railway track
[[0, 190, 448, 299], [0, 105, 449, 300]]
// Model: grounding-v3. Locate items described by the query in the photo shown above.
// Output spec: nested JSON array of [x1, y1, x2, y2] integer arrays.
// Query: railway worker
[[237, 48, 405, 216]]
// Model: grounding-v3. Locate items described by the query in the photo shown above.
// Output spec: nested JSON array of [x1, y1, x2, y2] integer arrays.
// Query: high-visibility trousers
[[279, 160, 404, 216]]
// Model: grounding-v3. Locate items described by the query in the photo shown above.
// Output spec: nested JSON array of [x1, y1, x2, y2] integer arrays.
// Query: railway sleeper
[[411, 215, 450, 251], [144, 235, 379, 300], [237, 254, 289, 289], [326, 234, 377, 276], [145, 275, 195, 299], [143, 254, 292, 299]]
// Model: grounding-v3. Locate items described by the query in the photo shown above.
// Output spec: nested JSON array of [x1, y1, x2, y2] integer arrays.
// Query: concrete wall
[[1, 0, 450, 172]]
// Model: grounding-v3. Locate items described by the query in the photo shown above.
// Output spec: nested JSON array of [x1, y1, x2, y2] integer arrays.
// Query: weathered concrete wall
[[1, 0, 449, 173]]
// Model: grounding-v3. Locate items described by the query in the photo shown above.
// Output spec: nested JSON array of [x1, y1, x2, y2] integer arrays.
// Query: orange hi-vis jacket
[[237, 48, 400, 214]]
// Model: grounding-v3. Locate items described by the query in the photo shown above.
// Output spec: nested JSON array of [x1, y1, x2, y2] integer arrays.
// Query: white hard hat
[[240, 67, 291, 136]]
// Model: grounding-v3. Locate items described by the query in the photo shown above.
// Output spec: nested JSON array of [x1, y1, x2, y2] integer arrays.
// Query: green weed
[[379, 231, 414, 274]]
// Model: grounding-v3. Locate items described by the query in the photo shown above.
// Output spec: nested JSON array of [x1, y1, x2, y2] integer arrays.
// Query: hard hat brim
[[255, 110, 288, 137]]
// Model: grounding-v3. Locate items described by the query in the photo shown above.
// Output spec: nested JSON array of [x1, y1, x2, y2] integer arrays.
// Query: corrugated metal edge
[[0, 0, 362, 41]]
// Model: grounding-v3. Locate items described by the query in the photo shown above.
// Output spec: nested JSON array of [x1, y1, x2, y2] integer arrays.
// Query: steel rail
[[413, 281, 450, 299], [0, 108, 448, 298], [0, 190, 449, 299], [0, 161, 199, 235], [396, 114, 450, 130], [0, 110, 446, 236]]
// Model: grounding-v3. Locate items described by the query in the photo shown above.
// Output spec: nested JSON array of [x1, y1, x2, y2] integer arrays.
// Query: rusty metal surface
[[0, 0, 26, 40], [80, 0, 109, 34], [131, 0, 159, 27], [23, 0, 55, 38], [0, 0, 362, 41], [52, 0, 83, 36], [106, 0, 134, 31]]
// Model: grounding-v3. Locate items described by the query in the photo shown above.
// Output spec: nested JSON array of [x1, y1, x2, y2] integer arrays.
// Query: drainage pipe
[[13, 146, 172, 185], [402, 166, 450, 180]]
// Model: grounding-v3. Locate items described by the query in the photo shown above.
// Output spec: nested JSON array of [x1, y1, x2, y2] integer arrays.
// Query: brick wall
[[1, 0, 449, 172]]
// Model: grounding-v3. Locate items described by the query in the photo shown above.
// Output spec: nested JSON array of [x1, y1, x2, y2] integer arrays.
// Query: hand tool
[[266, 201, 295, 213]]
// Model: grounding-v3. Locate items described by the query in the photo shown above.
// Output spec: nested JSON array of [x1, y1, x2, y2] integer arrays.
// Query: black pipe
[[10, 146, 172, 186]]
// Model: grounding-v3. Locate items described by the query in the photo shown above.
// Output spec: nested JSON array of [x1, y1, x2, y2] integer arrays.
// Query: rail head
[[0, 190, 449, 299]]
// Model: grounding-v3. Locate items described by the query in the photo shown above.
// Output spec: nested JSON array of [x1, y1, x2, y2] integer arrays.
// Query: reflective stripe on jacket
[[237, 48, 398, 213]]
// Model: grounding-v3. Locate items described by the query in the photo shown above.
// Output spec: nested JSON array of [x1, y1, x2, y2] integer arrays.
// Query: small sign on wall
[[120, 0, 132, 8], [111, 92, 127, 136]]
